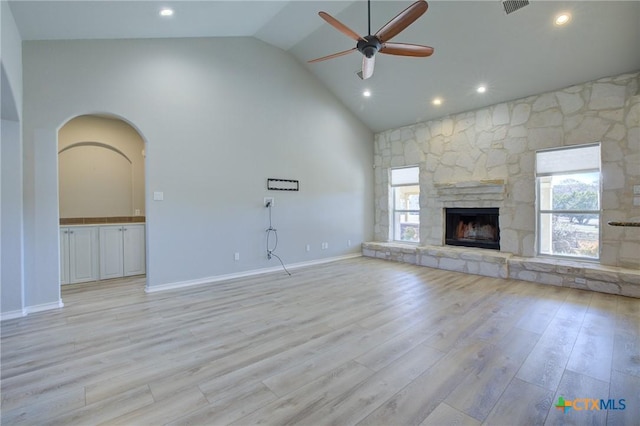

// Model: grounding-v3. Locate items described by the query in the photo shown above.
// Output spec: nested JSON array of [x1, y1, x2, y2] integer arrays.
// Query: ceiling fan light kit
[[309, 0, 434, 80], [357, 36, 382, 59]]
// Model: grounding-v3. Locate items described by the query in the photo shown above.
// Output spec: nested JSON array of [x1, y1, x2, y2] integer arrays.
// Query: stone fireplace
[[432, 180, 506, 250], [445, 207, 500, 250], [365, 71, 640, 298]]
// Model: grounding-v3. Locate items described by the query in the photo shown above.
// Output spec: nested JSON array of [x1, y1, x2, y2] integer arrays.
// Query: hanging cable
[[265, 201, 291, 276]]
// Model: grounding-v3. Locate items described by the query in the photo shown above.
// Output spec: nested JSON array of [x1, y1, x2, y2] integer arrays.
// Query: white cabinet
[[60, 226, 99, 285], [99, 224, 146, 279], [123, 224, 146, 277]]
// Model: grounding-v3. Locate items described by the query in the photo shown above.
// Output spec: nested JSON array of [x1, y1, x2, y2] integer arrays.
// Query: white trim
[[24, 300, 64, 315], [1, 309, 26, 321], [145, 253, 362, 293], [1, 300, 65, 321]]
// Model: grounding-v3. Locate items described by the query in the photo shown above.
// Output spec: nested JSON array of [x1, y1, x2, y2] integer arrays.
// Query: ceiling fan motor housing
[[357, 35, 382, 58]]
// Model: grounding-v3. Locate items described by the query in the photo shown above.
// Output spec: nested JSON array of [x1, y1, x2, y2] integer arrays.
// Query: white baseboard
[[24, 300, 64, 315], [2, 300, 64, 321], [145, 253, 362, 293], [1, 309, 26, 321]]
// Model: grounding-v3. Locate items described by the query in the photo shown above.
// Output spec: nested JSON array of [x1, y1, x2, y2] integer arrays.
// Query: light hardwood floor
[[1, 257, 638, 425]]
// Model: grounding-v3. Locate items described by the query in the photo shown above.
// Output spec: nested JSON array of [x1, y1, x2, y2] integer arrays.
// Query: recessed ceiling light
[[477, 85, 487, 94], [554, 12, 571, 26], [432, 98, 442, 106], [363, 90, 371, 97], [160, 8, 174, 17]]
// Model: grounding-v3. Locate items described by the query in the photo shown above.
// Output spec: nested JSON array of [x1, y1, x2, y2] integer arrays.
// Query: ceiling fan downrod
[[359, 0, 380, 58], [368, 0, 371, 36]]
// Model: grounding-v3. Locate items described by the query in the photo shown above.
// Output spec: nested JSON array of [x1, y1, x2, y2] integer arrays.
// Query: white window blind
[[391, 166, 419, 185], [536, 144, 600, 175]]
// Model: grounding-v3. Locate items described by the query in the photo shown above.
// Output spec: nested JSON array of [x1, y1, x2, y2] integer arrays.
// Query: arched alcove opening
[[59, 141, 135, 218], [57, 114, 147, 288]]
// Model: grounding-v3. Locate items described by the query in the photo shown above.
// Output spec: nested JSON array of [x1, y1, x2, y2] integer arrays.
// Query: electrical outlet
[[306, 244, 311, 252], [234, 252, 240, 261], [347, 239, 352, 247], [264, 197, 274, 207], [322, 242, 328, 250]]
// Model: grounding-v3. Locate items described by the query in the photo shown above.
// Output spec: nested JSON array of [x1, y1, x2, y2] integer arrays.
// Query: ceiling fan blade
[[360, 55, 375, 80], [308, 48, 357, 63], [379, 42, 434, 57], [375, 0, 428, 43], [318, 11, 366, 42]]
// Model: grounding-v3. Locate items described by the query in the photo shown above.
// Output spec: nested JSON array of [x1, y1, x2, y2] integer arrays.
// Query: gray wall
[[21, 37, 374, 304], [1, 119, 23, 315], [1, 1, 23, 117], [1, 1, 25, 318]]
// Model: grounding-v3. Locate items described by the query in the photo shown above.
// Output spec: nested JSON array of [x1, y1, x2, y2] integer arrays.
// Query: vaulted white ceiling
[[8, 0, 640, 132]]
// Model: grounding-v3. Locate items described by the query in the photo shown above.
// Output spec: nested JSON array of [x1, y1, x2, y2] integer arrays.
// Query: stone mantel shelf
[[434, 180, 507, 202], [435, 179, 506, 187], [433, 179, 506, 192]]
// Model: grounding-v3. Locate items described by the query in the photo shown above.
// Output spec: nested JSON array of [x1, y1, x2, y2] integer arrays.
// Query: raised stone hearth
[[362, 242, 640, 298]]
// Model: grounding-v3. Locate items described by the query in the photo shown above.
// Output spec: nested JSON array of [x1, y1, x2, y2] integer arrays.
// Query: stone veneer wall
[[373, 71, 640, 269]]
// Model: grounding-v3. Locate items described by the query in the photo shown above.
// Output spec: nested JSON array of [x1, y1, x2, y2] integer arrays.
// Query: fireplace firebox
[[445, 208, 500, 250]]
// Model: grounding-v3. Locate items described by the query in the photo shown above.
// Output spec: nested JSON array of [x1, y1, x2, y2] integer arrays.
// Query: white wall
[[22, 37, 373, 301], [1, 1, 25, 319], [58, 115, 146, 218]]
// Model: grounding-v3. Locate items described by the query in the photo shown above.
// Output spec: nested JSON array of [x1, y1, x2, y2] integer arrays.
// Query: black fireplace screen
[[445, 208, 500, 250]]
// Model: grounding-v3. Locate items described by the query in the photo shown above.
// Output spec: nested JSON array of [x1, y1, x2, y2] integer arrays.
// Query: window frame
[[535, 143, 602, 261], [390, 166, 420, 244]]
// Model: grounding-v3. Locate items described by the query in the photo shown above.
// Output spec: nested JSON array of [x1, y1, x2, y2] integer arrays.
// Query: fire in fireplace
[[445, 208, 500, 250]]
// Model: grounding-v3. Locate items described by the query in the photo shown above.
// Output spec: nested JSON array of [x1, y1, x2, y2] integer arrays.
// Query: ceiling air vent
[[502, 0, 529, 15]]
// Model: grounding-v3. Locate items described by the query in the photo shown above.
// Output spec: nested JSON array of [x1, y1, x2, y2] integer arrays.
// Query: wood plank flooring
[[1, 257, 638, 425]]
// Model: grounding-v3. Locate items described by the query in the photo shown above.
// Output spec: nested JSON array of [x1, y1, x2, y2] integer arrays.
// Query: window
[[391, 166, 420, 243], [536, 144, 601, 259]]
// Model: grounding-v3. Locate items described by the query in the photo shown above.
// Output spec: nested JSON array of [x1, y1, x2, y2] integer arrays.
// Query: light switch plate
[[153, 191, 164, 201], [634, 185, 640, 195]]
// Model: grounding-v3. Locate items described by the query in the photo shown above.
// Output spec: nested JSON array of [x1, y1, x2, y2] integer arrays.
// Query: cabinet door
[[100, 226, 124, 279], [68, 227, 99, 284], [123, 224, 146, 276], [60, 228, 70, 285]]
